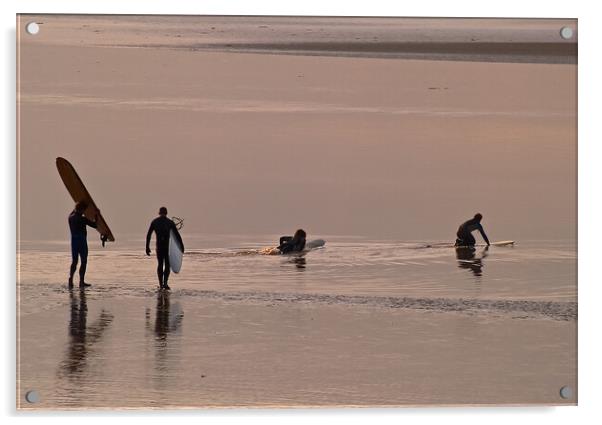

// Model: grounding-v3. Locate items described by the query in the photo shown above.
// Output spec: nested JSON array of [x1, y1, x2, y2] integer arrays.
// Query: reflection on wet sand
[[152, 290, 184, 340], [59, 289, 114, 378], [145, 291, 184, 386], [455, 246, 489, 277]]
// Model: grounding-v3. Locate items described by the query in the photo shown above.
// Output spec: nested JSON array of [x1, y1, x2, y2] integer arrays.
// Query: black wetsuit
[[455, 218, 490, 246], [278, 236, 306, 254], [146, 216, 184, 287], [68, 211, 97, 282]]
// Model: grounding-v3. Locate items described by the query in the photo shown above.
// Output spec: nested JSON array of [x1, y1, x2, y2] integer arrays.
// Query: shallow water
[[18, 236, 576, 318], [17, 236, 577, 408]]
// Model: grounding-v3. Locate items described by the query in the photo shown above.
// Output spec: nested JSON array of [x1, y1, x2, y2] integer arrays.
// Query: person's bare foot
[[79, 282, 91, 288], [163, 284, 171, 290], [68, 277, 74, 288]]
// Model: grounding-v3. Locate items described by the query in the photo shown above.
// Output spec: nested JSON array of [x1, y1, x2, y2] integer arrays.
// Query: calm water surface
[[18, 235, 576, 312], [17, 235, 577, 408]]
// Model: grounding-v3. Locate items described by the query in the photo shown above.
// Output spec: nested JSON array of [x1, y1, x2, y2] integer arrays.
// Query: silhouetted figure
[[455, 213, 490, 247], [278, 229, 307, 254], [456, 246, 489, 277], [68, 201, 98, 288], [146, 207, 184, 290]]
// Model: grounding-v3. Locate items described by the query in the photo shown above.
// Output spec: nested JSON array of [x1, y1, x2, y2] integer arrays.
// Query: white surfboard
[[490, 240, 515, 246], [455, 241, 515, 248], [260, 239, 326, 255], [169, 229, 183, 273], [305, 239, 326, 249]]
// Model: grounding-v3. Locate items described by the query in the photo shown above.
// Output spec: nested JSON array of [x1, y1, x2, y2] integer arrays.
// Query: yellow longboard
[[56, 157, 115, 245]]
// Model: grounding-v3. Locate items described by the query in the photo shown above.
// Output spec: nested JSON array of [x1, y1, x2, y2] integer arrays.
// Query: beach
[[17, 16, 577, 408], [17, 238, 577, 408], [19, 282, 576, 409]]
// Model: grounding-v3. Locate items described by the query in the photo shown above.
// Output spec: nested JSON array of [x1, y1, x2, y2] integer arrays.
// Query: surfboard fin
[[101, 234, 108, 247]]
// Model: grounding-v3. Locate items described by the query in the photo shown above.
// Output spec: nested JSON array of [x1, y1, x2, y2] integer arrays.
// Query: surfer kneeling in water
[[146, 207, 184, 290], [278, 229, 307, 254], [455, 213, 490, 247], [68, 201, 98, 288]]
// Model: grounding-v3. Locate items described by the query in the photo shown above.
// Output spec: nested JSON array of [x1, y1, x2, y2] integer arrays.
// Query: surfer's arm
[[145, 222, 154, 254], [279, 236, 292, 247], [82, 216, 97, 228], [175, 230, 185, 253], [479, 226, 490, 246], [171, 222, 185, 253]]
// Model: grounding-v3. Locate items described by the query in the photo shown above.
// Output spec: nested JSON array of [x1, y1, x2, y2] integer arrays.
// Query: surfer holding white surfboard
[[146, 207, 185, 290]]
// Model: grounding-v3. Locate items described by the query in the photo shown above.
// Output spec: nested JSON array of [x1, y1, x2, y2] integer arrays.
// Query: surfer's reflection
[[145, 291, 184, 374], [154, 290, 183, 339], [59, 289, 113, 377], [291, 256, 307, 270], [455, 246, 489, 277]]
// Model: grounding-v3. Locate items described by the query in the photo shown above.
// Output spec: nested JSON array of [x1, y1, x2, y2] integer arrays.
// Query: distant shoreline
[[21, 15, 577, 65], [105, 41, 576, 64]]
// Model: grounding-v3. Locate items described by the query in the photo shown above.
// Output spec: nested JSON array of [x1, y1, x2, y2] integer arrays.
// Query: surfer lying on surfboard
[[278, 229, 307, 254], [146, 207, 185, 290], [455, 213, 490, 247]]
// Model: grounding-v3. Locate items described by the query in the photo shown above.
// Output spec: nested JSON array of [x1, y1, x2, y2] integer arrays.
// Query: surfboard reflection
[[455, 246, 489, 278], [59, 289, 114, 378]]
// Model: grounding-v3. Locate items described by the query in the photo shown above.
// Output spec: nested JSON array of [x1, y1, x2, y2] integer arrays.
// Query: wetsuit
[[146, 216, 184, 287], [455, 218, 490, 247], [278, 236, 306, 254], [68, 211, 97, 282]]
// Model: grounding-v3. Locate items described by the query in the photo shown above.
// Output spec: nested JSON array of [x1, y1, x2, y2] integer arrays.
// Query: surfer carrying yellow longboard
[[68, 201, 99, 288]]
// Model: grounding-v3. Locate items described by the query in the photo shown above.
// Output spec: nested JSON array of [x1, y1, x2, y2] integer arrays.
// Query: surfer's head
[[159, 207, 168, 216], [474, 213, 483, 222], [75, 201, 87, 213], [293, 229, 306, 241]]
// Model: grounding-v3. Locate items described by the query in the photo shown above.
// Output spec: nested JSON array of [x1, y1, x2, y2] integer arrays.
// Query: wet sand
[[18, 289, 576, 409]]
